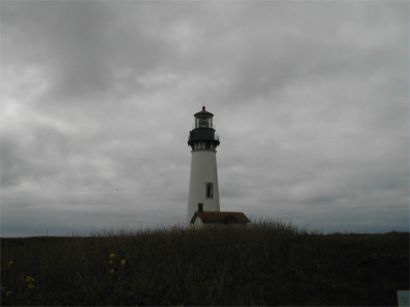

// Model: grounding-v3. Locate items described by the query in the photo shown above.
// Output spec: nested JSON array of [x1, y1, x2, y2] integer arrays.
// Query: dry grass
[[1, 221, 409, 306]]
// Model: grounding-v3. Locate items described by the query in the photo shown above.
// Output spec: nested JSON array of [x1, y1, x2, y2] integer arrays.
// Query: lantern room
[[194, 106, 213, 129], [188, 106, 220, 150]]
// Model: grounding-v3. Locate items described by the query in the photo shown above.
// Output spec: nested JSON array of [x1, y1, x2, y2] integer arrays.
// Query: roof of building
[[194, 106, 213, 118], [190, 211, 251, 224]]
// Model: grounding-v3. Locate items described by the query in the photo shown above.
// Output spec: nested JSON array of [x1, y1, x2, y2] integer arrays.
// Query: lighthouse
[[187, 106, 220, 223]]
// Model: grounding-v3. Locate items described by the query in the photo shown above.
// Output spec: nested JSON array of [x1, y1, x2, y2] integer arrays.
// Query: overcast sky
[[1, 1, 408, 236]]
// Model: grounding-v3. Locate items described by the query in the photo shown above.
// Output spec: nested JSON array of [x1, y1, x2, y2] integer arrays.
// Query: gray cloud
[[1, 1, 408, 236]]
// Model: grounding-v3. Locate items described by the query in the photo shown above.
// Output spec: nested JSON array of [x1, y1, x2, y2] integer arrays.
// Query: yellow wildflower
[[109, 252, 116, 259], [25, 276, 35, 283], [120, 259, 126, 266], [109, 268, 115, 274], [26, 276, 36, 289]]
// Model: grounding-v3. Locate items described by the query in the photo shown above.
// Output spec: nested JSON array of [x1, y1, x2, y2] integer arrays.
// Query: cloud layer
[[1, 1, 408, 236]]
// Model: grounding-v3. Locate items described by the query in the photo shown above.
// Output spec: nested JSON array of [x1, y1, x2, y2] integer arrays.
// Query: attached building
[[190, 203, 250, 227]]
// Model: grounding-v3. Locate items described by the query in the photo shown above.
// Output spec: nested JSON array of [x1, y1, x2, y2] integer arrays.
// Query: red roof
[[191, 211, 251, 224]]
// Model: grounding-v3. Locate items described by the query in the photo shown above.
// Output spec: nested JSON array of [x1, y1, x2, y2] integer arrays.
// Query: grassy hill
[[1, 222, 409, 306]]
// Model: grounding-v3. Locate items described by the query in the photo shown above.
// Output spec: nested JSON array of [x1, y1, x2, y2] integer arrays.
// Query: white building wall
[[192, 218, 204, 227], [187, 150, 220, 223]]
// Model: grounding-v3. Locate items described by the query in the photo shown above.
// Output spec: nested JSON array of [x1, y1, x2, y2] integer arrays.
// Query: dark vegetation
[[1, 222, 409, 306]]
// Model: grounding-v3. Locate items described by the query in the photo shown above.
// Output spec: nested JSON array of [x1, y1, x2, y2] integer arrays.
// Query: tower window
[[206, 182, 213, 199]]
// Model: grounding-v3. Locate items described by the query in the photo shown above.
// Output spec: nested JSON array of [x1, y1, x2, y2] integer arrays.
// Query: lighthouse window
[[199, 119, 210, 128], [206, 183, 213, 199]]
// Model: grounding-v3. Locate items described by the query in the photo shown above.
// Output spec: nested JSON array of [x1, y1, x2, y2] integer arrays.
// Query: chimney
[[198, 203, 203, 212], [202, 106, 205, 111]]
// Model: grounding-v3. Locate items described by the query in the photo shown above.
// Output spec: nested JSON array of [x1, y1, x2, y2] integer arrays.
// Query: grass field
[[1, 222, 409, 306]]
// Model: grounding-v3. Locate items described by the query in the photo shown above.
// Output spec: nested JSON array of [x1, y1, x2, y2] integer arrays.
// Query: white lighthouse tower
[[187, 106, 220, 223]]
